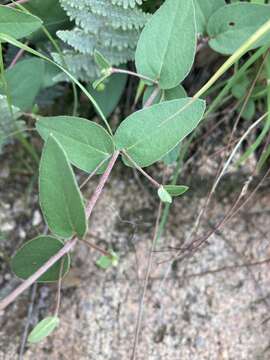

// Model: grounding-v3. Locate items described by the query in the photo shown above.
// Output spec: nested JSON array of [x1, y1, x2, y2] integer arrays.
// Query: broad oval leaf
[[163, 185, 189, 197], [39, 135, 87, 239], [135, 0, 196, 89], [0, 5, 42, 40], [194, 0, 225, 35], [114, 98, 206, 168], [207, 3, 270, 55], [36, 116, 114, 173], [0, 58, 45, 111], [11, 236, 70, 282], [28, 317, 60, 343], [96, 250, 119, 270]]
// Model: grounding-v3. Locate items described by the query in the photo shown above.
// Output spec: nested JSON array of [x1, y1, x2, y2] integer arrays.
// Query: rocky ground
[[0, 149, 270, 359]]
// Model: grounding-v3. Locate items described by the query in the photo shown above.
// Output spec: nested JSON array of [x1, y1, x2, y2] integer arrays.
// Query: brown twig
[[0, 151, 119, 311], [80, 239, 111, 257], [121, 150, 160, 188]]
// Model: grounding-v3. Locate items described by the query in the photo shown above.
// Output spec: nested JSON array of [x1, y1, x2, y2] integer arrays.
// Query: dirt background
[[0, 151, 270, 360]]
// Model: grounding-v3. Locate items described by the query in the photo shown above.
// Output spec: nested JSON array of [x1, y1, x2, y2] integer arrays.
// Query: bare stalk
[[131, 202, 163, 360]]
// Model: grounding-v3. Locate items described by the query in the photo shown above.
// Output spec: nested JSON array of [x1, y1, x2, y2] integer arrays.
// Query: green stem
[[0, 34, 113, 137], [195, 19, 270, 100], [0, 41, 39, 164], [41, 26, 79, 117]]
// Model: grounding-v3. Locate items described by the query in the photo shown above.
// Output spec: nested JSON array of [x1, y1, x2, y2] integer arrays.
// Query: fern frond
[[57, 0, 150, 81], [110, 0, 147, 10]]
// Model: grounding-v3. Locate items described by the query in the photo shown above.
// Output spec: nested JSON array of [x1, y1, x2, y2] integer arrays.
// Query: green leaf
[[36, 116, 114, 173], [143, 85, 186, 107], [194, 0, 225, 35], [96, 250, 119, 270], [114, 98, 206, 168], [162, 144, 180, 165], [237, 99, 255, 121], [231, 75, 250, 100], [158, 186, 172, 204], [0, 94, 22, 153], [163, 185, 189, 197], [135, 0, 196, 89], [11, 236, 70, 282], [88, 73, 127, 118], [164, 85, 187, 101], [0, 5, 42, 40], [94, 50, 112, 72], [24, 0, 70, 42], [28, 317, 60, 343], [39, 135, 87, 239], [207, 3, 270, 55], [0, 58, 45, 111]]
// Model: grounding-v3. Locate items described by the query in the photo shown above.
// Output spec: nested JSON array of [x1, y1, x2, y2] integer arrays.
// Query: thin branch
[[54, 259, 64, 316], [131, 202, 163, 360], [80, 239, 111, 257], [18, 283, 37, 360], [143, 86, 160, 108], [8, 44, 27, 69], [121, 150, 160, 188], [111, 67, 158, 85], [79, 157, 109, 189], [0, 151, 119, 311]]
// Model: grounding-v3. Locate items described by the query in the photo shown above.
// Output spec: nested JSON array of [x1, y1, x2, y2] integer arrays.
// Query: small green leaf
[[135, 0, 196, 89], [0, 58, 45, 111], [36, 116, 114, 173], [158, 186, 172, 204], [207, 3, 270, 55], [39, 135, 87, 239], [114, 98, 206, 168], [163, 185, 189, 197], [194, 0, 225, 34], [94, 50, 112, 72], [28, 316, 60, 343], [11, 236, 70, 282], [0, 5, 42, 40], [164, 85, 187, 101], [96, 250, 119, 270]]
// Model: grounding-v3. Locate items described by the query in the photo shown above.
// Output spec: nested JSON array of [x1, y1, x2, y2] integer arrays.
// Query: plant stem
[[131, 201, 163, 360], [195, 20, 270, 100], [0, 151, 119, 311], [7, 0, 29, 6], [0, 35, 113, 136], [144, 86, 160, 108], [8, 45, 26, 69], [121, 150, 160, 188], [80, 239, 111, 257], [41, 26, 79, 117], [111, 67, 158, 85]]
